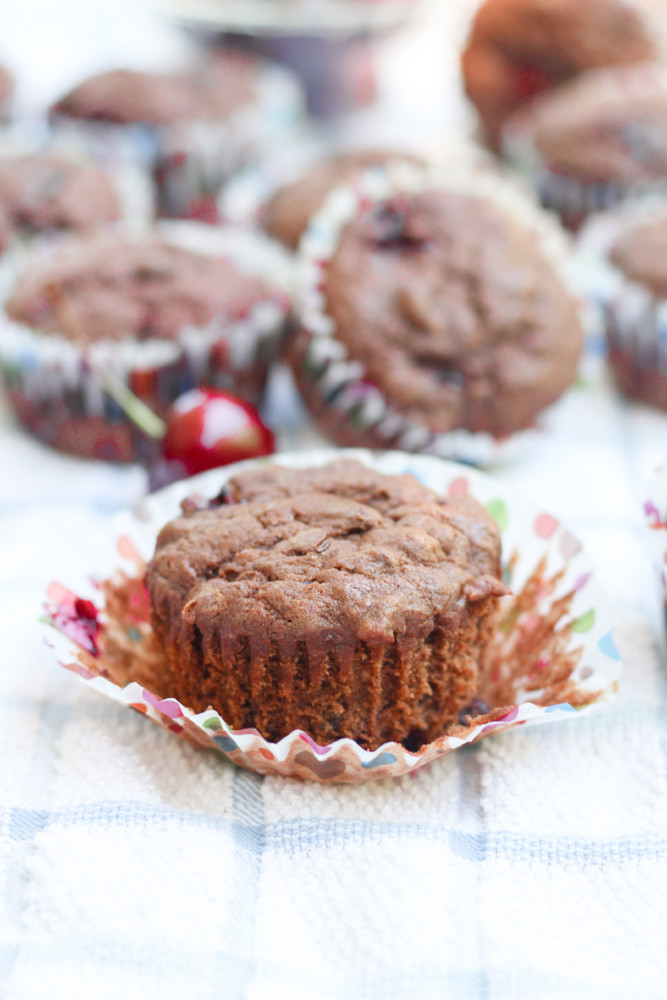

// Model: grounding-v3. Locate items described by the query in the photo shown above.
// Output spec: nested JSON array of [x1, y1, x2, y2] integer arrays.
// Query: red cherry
[[162, 388, 275, 476]]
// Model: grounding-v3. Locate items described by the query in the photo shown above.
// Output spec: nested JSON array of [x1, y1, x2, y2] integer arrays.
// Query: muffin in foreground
[[461, 0, 657, 150], [0, 225, 289, 460], [504, 62, 667, 228], [290, 163, 583, 459], [146, 460, 508, 748]]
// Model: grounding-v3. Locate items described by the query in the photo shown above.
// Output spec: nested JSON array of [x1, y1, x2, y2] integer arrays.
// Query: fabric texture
[[2, 347, 667, 1000]]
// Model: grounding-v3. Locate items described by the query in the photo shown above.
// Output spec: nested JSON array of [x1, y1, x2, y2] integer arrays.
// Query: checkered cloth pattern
[[2, 350, 667, 1000]]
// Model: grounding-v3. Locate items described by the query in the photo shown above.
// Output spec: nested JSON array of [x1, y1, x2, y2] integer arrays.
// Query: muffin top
[[461, 0, 655, 147], [0, 154, 119, 248], [263, 150, 422, 250], [313, 188, 582, 437], [610, 213, 667, 294], [148, 460, 507, 656], [5, 236, 270, 342], [514, 63, 667, 182], [52, 50, 259, 126]]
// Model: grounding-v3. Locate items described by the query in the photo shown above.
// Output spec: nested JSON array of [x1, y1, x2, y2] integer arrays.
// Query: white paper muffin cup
[[0, 222, 292, 461], [50, 58, 305, 221], [289, 160, 582, 466], [42, 448, 621, 783]]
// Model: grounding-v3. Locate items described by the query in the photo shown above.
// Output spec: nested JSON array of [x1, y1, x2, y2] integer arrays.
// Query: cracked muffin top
[[315, 188, 582, 438], [609, 213, 667, 294], [5, 235, 270, 342], [147, 460, 507, 657]]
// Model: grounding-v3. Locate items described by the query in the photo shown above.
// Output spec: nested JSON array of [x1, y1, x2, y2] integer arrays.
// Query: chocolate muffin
[[1, 227, 288, 460], [290, 170, 583, 451], [146, 460, 508, 748], [6, 237, 268, 342], [262, 150, 422, 250], [461, 0, 656, 149], [514, 63, 667, 185], [52, 51, 259, 126], [587, 205, 667, 409], [0, 154, 119, 249]]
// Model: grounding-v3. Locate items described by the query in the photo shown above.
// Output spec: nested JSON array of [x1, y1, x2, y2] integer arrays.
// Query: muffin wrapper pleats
[[42, 449, 621, 783], [0, 223, 291, 461], [51, 61, 305, 221]]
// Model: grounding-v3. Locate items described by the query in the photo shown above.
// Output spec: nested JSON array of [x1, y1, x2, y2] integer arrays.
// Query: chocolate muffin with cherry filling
[[146, 460, 508, 749], [290, 184, 582, 446]]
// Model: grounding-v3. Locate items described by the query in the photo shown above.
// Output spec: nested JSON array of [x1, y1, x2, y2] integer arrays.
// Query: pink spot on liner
[[448, 477, 469, 497], [117, 535, 142, 563], [574, 572, 591, 592], [299, 732, 333, 756], [142, 690, 183, 719], [534, 513, 559, 539]]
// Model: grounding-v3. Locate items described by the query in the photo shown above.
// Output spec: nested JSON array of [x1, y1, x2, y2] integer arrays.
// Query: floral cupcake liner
[[578, 198, 667, 409], [0, 222, 291, 461], [42, 448, 621, 783], [51, 58, 305, 222], [290, 160, 580, 466]]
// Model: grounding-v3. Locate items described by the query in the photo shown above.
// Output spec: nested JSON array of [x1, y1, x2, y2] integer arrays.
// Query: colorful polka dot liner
[[43, 449, 621, 783], [290, 161, 580, 466], [0, 223, 291, 461]]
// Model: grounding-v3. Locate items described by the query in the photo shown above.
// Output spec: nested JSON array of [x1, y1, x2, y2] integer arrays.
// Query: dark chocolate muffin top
[[317, 189, 582, 437], [610, 213, 667, 294], [148, 460, 507, 659], [461, 0, 655, 148], [0, 154, 120, 242], [51, 51, 259, 126], [263, 151, 422, 250], [6, 236, 270, 342], [518, 63, 667, 182]]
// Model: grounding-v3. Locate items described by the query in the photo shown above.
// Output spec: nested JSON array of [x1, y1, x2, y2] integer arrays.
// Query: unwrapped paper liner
[[43, 448, 621, 783]]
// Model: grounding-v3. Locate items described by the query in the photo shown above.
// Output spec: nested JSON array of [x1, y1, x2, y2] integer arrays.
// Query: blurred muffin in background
[[0, 224, 290, 461], [0, 66, 13, 115], [51, 50, 304, 221], [0, 153, 120, 255], [461, 0, 657, 150], [289, 163, 583, 461], [261, 150, 424, 250], [581, 199, 667, 410], [504, 62, 667, 229]]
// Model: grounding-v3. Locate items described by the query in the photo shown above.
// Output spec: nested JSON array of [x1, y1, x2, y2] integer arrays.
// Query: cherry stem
[[45, 280, 167, 441], [91, 365, 167, 441]]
